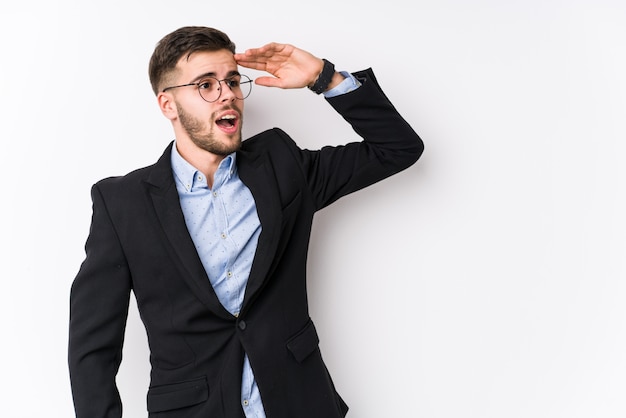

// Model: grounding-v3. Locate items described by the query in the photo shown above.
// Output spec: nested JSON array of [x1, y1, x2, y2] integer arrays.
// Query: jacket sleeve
[[68, 182, 132, 418], [291, 67, 424, 210]]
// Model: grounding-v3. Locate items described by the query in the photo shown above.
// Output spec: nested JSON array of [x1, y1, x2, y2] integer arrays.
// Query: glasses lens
[[235, 75, 252, 100], [197, 75, 252, 102], [197, 77, 220, 102]]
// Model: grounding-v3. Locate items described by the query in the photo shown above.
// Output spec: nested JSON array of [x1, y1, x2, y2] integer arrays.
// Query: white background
[[2, 0, 625, 417]]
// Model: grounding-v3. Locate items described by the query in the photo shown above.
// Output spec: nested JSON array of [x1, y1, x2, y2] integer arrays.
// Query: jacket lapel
[[145, 142, 233, 320], [237, 147, 283, 312]]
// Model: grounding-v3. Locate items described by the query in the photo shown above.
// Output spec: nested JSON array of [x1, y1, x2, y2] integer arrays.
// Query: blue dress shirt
[[171, 71, 360, 417]]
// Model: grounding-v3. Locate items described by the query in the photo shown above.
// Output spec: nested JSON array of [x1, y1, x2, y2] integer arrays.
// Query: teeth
[[220, 115, 236, 120]]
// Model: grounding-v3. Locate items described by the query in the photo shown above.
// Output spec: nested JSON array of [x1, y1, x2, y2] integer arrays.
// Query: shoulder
[[92, 154, 172, 209], [239, 128, 307, 165], [93, 142, 174, 194], [241, 127, 297, 151], [94, 165, 153, 192]]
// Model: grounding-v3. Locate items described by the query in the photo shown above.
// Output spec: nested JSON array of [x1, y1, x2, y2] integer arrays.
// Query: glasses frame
[[162, 74, 253, 103]]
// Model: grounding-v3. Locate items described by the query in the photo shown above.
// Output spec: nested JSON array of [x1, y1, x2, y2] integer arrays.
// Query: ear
[[157, 92, 178, 121]]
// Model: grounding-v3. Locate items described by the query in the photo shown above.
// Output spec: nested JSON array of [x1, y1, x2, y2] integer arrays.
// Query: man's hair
[[148, 26, 236, 95]]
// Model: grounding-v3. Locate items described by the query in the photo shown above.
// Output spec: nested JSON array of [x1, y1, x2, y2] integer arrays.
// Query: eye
[[197, 79, 215, 90], [225, 77, 241, 88]]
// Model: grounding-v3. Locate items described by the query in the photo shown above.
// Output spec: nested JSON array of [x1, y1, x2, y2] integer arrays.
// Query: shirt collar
[[170, 141, 237, 192]]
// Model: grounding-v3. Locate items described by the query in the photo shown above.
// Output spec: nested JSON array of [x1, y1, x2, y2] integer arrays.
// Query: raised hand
[[234, 42, 324, 89]]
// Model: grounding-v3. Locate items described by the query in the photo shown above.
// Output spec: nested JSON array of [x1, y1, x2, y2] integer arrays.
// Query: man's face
[[168, 49, 245, 156]]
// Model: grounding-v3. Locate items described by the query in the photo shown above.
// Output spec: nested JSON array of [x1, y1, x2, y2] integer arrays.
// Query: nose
[[218, 81, 237, 102]]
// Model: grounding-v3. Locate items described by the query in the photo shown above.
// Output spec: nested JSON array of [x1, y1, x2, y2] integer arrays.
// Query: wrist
[[308, 59, 335, 94], [326, 71, 346, 91]]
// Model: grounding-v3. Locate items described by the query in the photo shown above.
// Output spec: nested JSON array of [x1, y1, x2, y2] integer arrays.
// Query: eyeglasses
[[162, 74, 252, 102]]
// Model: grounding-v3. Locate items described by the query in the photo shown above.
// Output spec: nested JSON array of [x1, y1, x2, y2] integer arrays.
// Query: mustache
[[215, 103, 243, 115]]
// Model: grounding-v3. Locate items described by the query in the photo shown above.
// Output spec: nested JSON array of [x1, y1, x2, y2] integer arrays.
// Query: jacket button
[[238, 320, 247, 330]]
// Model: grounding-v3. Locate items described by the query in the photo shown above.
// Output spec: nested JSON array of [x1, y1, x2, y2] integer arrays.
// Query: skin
[[158, 43, 345, 188]]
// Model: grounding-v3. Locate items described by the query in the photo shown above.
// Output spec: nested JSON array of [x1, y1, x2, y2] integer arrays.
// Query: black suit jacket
[[69, 69, 424, 418]]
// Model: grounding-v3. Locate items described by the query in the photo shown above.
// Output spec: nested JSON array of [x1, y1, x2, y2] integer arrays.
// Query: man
[[68, 26, 423, 418]]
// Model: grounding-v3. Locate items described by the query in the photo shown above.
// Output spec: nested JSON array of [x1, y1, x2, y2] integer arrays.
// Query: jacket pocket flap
[[147, 376, 208, 413], [286, 319, 320, 363]]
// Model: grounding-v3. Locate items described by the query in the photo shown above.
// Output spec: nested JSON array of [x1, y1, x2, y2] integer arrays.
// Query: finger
[[236, 44, 270, 59], [233, 53, 251, 62], [237, 43, 290, 61], [235, 59, 267, 71], [253, 76, 284, 88]]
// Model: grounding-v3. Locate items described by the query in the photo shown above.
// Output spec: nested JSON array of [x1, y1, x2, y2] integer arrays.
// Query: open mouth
[[215, 113, 238, 133]]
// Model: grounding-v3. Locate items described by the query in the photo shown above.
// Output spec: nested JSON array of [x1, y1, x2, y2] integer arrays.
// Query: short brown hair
[[148, 26, 236, 95]]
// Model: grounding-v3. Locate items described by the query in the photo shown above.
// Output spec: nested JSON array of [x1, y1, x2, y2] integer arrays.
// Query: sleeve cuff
[[322, 71, 362, 98]]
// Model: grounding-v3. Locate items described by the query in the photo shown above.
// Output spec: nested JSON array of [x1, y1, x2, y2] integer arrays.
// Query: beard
[[177, 102, 243, 156]]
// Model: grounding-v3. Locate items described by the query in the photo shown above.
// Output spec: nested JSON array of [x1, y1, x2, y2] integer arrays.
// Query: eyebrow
[[191, 70, 241, 83]]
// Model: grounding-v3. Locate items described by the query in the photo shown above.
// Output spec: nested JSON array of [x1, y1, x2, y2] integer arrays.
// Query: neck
[[175, 139, 225, 189]]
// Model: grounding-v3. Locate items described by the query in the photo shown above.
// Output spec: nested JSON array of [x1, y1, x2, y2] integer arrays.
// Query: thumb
[[254, 76, 284, 88]]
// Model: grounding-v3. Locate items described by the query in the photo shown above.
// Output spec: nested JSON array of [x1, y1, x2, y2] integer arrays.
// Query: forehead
[[176, 49, 238, 79]]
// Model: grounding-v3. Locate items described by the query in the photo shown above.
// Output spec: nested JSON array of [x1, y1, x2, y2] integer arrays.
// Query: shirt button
[[213, 191, 218, 197], [238, 320, 247, 330], [221, 233, 227, 239], [227, 271, 233, 278], [243, 400, 249, 406]]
